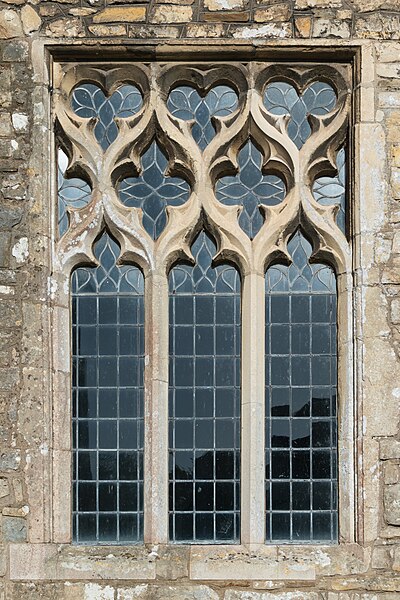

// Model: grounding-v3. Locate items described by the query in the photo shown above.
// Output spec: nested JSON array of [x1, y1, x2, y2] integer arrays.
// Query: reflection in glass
[[167, 85, 238, 150], [119, 141, 190, 240], [264, 81, 337, 149], [58, 149, 91, 237], [216, 141, 286, 239], [169, 232, 240, 543], [313, 148, 346, 234], [72, 233, 144, 544], [71, 83, 143, 150], [265, 231, 337, 543]]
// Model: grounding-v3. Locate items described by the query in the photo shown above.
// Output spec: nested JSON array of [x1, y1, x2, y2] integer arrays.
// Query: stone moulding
[[19, 38, 379, 581]]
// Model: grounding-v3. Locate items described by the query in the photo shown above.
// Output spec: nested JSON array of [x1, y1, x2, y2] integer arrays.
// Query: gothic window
[[55, 61, 351, 545]]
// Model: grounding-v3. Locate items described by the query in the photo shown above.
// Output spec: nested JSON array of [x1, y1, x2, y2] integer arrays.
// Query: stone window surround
[[9, 38, 378, 583]]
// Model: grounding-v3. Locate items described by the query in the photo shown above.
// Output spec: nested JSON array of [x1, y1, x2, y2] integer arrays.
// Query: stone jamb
[[12, 38, 374, 582]]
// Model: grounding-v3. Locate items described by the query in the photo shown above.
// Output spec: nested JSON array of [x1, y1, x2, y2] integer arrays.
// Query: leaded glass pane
[[265, 231, 337, 543], [313, 148, 346, 234], [169, 232, 240, 543], [216, 140, 286, 239], [58, 148, 91, 236], [119, 141, 191, 240], [72, 233, 144, 544], [264, 82, 337, 149], [167, 86, 238, 150], [71, 83, 143, 150]]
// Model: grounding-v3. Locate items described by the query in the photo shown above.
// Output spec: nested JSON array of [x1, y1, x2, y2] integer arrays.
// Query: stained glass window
[[72, 233, 144, 544], [168, 232, 241, 543], [265, 231, 337, 543]]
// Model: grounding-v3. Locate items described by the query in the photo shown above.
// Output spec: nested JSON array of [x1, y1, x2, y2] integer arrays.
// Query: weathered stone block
[[230, 22, 291, 37], [2, 516, 26, 542], [204, 0, 247, 10], [0, 10, 22, 39], [128, 24, 182, 37], [93, 7, 147, 23], [294, 16, 312, 38], [350, 0, 400, 11], [203, 11, 249, 22], [355, 14, 400, 40], [88, 24, 127, 36], [295, 0, 342, 7], [0, 450, 20, 471], [2, 40, 29, 62], [186, 23, 224, 37], [45, 17, 85, 38], [20, 5, 41, 35], [385, 483, 400, 526], [151, 5, 193, 23], [225, 592, 319, 600], [313, 18, 351, 38], [254, 5, 292, 23], [0, 479, 9, 499]]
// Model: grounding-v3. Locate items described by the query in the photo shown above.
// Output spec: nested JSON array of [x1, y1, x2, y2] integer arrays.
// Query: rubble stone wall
[[1, 0, 400, 598]]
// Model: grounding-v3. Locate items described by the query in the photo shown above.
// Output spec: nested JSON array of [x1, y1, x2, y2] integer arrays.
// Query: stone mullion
[[143, 270, 169, 544], [241, 270, 265, 547]]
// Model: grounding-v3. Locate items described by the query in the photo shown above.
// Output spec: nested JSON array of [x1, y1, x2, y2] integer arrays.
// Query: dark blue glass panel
[[216, 141, 286, 239], [119, 142, 190, 240], [71, 83, 142, 150], [58, 149, 91, 237], [167, 86, 238, 150], [169, 232, 240, 543], [313, 148, 346, 234], [72, 233, 144, 544], [264, 81, 337, 149], [265, 231, 337, 543]]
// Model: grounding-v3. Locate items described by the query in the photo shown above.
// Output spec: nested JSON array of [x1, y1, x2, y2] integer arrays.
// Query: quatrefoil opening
[[119, 141, 191, 240], [71, 83, 143, 150], [167, 85, 239, 150], [216, 141, 286, 240], [263, 82, 337, 149]]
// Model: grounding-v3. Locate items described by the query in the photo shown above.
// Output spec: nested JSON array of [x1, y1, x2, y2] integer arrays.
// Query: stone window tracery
[[53, 60, 351, 546]]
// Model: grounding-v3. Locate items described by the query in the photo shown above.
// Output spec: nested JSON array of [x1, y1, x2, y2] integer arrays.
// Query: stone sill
[[9, 543, 370, 582]]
